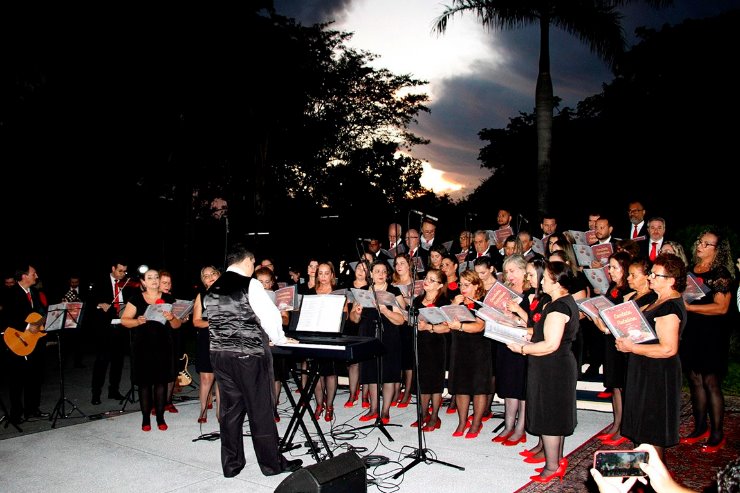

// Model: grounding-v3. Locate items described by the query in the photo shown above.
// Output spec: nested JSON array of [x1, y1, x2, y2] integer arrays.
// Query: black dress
[[194, 289, 213, 374], [622, 297, 686, 447], [526, 295, 579, 436], [448, 300, 493, 395], [359, 284, 403, 384], [414, 295, 449, 394], [680, 266, 733, 376], [129, 291, 177, 386], [495, 288, 533, 400], [603, 284, 633, 388]]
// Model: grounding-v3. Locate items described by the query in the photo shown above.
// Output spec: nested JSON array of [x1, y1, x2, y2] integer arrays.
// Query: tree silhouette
[[433, 0, 670, 215]]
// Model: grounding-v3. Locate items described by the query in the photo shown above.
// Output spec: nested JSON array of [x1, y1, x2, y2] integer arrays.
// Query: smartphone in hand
[[593, 450, 649, 477]]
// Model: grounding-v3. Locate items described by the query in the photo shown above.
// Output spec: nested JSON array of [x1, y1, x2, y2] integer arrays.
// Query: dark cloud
[[273, 0, 740, 196], [273, 0, 353, 25]]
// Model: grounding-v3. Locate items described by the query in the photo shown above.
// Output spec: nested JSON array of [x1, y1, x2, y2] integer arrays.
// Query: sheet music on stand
[[292, 294, 346, 334], [45, 302, 84, 332]]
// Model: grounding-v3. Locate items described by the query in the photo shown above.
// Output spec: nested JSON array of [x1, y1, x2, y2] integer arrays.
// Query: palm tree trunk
[[535, 16, 553, 216]]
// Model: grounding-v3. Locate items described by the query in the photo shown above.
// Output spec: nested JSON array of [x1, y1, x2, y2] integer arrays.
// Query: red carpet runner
[[514, 393, 739, 492]]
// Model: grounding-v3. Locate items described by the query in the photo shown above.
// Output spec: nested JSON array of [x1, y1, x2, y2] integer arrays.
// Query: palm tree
[[433, 1, 670, 215]]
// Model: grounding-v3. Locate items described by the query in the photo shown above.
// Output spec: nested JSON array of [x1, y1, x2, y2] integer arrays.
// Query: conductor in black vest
[[205, 244, 302, 478]]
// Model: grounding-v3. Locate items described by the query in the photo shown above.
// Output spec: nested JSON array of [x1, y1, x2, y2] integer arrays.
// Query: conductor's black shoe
[[283, 459, 303, 473], [91, 396, 101, 405], [108, 391, 126, 400], [265, 459, 303, 476]]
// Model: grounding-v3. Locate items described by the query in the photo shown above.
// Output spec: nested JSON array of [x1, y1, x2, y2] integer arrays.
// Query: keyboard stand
[[279, 362, 333, 462]]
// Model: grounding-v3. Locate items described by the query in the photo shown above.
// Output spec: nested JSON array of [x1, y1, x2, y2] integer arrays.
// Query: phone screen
[[593, 450, 649, 477]]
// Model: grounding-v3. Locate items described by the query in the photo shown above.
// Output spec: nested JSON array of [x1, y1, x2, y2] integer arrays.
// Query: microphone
[[518, 214, 529, 223], [320, 215, 340, 219], [357, 238, 372, 242], [410, 210, 439, 222]]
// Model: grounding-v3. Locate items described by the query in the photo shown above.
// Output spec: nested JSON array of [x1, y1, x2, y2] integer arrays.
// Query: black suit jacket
[[3, 284, 44, 334], [622, 223, 648, 241], [88, 276, 136, 324]]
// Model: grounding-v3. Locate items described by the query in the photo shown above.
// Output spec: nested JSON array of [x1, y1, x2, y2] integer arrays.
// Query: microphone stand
[[393, 247, 464, 478], [349, 253, 400, 441]]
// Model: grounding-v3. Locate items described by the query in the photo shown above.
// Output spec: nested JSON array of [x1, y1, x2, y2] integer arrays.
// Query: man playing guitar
[[1, 263, 48, 424]]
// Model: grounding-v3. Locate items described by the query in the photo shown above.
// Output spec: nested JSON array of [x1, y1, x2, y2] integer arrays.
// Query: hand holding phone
[[593, 450, 649, 478]]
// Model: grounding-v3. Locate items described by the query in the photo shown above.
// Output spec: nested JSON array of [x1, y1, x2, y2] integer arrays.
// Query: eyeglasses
[[696, 240, 717, 248], [628, 209, 644, 214], [425, 277, 440, 283], [648, 271, 672, 279], [406, 236, 419, 239]]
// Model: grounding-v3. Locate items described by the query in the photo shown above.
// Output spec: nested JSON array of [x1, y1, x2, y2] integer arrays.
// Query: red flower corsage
[[466, 303, 475, 310], [610, 289, 619, 299], [532, 313, 542, 323], [695, 277, 704, 285], [155, 298, 165, 304], [530, 299, 539, 311], [449, 281, 459, 291]]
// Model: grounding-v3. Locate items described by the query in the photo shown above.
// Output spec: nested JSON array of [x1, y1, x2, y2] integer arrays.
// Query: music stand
[[394, 217, 463, 478], [47, 303, 88, 428], [348, 261, 402, 441]]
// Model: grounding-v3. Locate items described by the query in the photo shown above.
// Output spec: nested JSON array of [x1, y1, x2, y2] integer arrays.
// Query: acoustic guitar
[[177, 353, 193, 387], [4, 312, 47, 357]]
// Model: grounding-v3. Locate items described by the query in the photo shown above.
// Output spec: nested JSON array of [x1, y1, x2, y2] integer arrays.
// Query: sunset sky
[[274, 0, 740, 198]]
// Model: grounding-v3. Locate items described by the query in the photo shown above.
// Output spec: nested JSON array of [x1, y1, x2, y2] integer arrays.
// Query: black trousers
[[91, 323, 128, 396], [3, 342, 46, 420], [211, 349, 287, 477]]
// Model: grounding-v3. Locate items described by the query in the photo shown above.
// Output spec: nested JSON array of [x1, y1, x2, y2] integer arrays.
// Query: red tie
[[114, 281, 121, 313], [477, 252, 482, 258], [632, 225, 638, 239], [26, 291, 33, 307], [650, 242, 658, 261]]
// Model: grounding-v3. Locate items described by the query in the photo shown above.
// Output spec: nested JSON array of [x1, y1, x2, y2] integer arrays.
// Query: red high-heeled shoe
[[602, 436, 629, 446], [314, 405, 324, 420], [198, 416, 207, 424], [493, 430, 514, 443], [480, 410, 493, 422], [157, 422, 168, 431], [680, 429, 710, 445], [523, 456, 546, 464], [397, 399, 410, 408], [324, 407, 334, 422], [359, 412, 378, 422], [381, 416, 390, 425], [344, 391, 358, 408], [529, 459, 567, 483], [142, 424, 151, 432], [465, 423, 482, 439], [410, 415, 431, 428], [422, 418, 441, 432], [519, 449, 536, 457], [361, 399, 370, 409], [596, 432, 614, 441], [452, 430, 465, 437], [502, 434, 527, 446], [700, 437, 726, 453]]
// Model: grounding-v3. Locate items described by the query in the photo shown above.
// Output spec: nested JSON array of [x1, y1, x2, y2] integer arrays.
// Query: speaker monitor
[[275, 450, 367, 493]]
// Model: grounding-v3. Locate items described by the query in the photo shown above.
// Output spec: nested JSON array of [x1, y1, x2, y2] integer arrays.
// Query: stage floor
[[1, 351, 612, 492]]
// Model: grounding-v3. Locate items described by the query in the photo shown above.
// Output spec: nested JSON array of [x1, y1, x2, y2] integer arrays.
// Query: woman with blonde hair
[[192, 265, 221, 423]]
